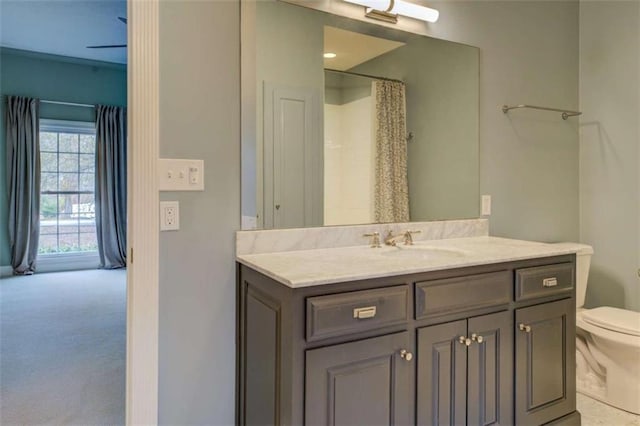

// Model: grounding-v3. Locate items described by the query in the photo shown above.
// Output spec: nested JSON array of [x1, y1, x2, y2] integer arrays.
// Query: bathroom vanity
[[236, 230, 582, 426]]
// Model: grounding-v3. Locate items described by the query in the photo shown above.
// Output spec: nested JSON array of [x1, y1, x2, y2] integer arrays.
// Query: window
[[39, 120, 97, 255]]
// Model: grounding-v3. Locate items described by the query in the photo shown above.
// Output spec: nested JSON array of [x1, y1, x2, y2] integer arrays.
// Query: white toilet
[[554, 243, 640, 414]]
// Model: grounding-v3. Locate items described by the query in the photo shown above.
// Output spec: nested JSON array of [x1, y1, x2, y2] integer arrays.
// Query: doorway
[[0, 1, 131, 423]]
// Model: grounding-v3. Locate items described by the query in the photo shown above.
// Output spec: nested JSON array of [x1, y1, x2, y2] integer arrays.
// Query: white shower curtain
[[373, 80, 410, 223]]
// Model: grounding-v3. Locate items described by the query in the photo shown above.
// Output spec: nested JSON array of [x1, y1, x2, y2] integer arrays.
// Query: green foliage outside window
[[38, 125, 98, 255]]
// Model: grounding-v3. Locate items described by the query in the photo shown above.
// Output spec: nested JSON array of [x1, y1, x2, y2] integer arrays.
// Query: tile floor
[[578, 393, 640, 426]]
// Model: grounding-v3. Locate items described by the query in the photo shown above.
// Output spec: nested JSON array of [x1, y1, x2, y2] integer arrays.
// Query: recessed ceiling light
[[324, 52, 337, 59]]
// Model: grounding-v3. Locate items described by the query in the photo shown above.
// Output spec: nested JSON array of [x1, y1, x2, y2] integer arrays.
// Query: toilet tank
[[552, 243, 594, 308]]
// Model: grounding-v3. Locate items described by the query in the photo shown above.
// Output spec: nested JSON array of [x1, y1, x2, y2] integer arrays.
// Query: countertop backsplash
[[236, 218, 489, 256]]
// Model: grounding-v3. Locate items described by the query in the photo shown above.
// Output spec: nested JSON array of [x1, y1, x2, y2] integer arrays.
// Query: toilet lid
[[582, 307, 640, 337]]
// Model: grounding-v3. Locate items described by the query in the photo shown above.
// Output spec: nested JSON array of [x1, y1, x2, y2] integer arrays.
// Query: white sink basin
[[379, 244, 468, 259]]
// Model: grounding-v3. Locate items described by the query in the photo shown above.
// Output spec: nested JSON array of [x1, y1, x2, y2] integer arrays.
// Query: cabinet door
[[515, 299, 576, 425], [305, 331, 413, 426], [467, 311, 514, 426], [417, 320, 467, 426]]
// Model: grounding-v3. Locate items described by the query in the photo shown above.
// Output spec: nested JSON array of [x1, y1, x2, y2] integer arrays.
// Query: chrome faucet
[[384, 230, 422, 246]]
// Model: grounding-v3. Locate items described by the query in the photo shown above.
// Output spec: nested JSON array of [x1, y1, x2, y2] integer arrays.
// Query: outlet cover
[[481, 195, 491, 216], [160, 201, 180, 231]]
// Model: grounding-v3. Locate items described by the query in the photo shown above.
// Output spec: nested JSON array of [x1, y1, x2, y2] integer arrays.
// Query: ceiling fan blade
[[87, 17, 127, 49], [86, 44, 127, 49]]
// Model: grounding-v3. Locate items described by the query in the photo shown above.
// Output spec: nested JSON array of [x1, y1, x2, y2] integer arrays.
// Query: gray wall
[[324, 71, 371, 106], [252, 0, 480, 225], [246, 0, 580, 241], [579, 1, 639, 311], [424, 1, 580, 242], [158, 0, 239, 423], [352, 38, 479, 222], [247, 0, 325, 223], [157, 1, 580, 423]]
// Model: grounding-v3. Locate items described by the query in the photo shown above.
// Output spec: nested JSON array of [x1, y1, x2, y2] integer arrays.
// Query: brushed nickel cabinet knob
[[459, 336, 472, 346], [400, 349, 413, 361], [471, 333, 484, 344], [519, 323, 532, 333]]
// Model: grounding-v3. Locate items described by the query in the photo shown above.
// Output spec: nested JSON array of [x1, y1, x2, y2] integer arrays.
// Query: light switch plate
[[158, 158, 204, 191]]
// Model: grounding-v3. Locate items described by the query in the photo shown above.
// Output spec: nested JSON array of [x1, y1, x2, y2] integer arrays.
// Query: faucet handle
[[363, 232, 381, 248], [403, 230, 422, 245]]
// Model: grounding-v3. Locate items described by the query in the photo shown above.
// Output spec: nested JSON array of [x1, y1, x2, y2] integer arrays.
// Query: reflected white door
[[263, 83, 322, 229]]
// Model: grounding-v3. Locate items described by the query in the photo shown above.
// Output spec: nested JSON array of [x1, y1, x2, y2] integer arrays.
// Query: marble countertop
[[236, 236, 579, 288]]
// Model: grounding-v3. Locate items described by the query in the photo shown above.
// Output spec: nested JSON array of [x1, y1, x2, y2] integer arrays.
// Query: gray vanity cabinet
[[416, 320, 467, 425], [515, 298, 576, 425], [237, 254, 580, 426], [305, 331, 414, 426], [467, 311, 514, 426], [417, 311, 513, 426]]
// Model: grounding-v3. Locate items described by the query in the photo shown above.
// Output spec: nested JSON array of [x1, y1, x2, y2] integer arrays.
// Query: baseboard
[[545, 411, 581, 426], [36, 252, 101, 274], [0, 265, 12, 277], [1, 254, 101, 277]]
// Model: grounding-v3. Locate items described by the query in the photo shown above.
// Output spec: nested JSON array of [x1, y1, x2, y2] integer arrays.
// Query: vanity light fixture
[[343, 0, 439, 24], [323, 52, 337, 59]]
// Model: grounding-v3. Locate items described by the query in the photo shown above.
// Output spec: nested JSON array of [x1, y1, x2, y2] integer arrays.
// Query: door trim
[[126, 0, 160, 424]]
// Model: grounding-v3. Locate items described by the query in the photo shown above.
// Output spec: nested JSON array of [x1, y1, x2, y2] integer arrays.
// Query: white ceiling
[[0, 0, 127, 64], [323, 26, 405, 71]]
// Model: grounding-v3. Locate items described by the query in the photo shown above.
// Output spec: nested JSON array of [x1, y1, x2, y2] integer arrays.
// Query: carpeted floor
[[1, 269, 126, 425]]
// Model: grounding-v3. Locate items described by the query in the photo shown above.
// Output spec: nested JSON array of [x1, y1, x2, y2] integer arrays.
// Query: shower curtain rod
[[324, 68, 404, 84], [41, 99, 95, 109]]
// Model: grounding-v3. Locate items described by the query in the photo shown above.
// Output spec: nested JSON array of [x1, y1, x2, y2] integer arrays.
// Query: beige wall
[[158, 0, 579, 422], [579, 1, 639, 311]]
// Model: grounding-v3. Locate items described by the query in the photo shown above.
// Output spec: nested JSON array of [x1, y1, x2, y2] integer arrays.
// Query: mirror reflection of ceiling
[[0, 0, 127, 64], [323, 26, 405, 71]]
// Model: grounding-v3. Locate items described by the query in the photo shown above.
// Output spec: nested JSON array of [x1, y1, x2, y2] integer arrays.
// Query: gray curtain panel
[[373, 80, 410, 223], [95, 105, 127, 269], [5, 96, 40, 275]]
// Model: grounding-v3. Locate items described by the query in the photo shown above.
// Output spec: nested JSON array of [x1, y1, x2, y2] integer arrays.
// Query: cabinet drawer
[[415, 271, 511, 320], [306, 286, 409, 342], [515, 263, 574, 301]]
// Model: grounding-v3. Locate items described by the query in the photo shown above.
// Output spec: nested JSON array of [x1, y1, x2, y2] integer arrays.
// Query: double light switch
[[158, 158, 204, 191]]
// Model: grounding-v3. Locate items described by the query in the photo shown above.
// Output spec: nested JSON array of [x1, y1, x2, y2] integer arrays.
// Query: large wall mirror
[[241, 0, 480, 230]]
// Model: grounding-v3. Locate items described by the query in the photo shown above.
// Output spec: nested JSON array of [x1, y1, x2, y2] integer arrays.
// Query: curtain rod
[[40, 99, 95, 109], [324, 68, 404, 84]]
